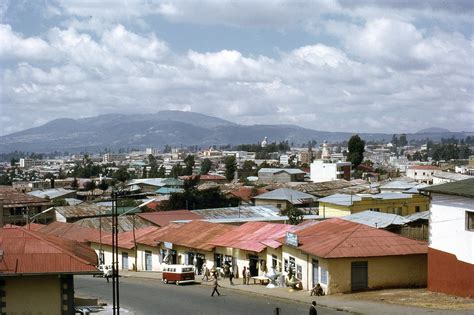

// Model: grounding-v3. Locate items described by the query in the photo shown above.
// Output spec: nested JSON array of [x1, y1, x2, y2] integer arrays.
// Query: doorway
[[312, 259, 319, 288], [351, 261, 368, 291], [145, 251, 152, 271], [122, 252, 129, 270]]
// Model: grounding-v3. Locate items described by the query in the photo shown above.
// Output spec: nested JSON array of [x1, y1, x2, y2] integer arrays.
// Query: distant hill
[[416, 127, 451, 134], [0, 111, 471, 153]]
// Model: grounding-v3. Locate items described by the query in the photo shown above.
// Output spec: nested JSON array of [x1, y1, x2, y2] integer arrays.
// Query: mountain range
[[0, 111, 471, 153]]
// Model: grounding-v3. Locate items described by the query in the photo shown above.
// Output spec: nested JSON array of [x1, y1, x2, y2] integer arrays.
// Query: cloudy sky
[[0, 0, 473, 136]]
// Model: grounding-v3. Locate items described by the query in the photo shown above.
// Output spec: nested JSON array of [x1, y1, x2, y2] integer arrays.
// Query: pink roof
[[0, 226, 98, 275], [38, 221, 101, 243], [151, 221, 238, 251], [210, 222, 294, 253], [135, 224, 183, 247], [286, 218, 427, 258], [137, 210, 202, 227]]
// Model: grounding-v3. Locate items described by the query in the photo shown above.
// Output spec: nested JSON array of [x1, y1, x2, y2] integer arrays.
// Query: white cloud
[[0, 24, 54, 60]]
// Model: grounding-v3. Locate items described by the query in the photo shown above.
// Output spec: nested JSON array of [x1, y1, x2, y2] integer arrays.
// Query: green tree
[[169, 163, 183, 178], [347, 135, 365, 168], [398, 134, 408, 147], [224, 156, 237, 181], [157, 165, 166, 178], [287, 205, 304, 225], [113, 166, 131, 183], [98, 179, 109, 191], [53, 198, 68, 206], [84, 180, 96, 191], [200, 158, 212, 174], [183, 155, 195, 176]]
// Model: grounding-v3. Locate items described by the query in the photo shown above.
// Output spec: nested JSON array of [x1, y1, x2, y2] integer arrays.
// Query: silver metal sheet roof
[[253, 188, 318, 203], [341, 210, 408, 228]]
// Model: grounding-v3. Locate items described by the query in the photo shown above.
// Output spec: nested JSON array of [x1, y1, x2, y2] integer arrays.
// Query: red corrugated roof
[[151, 221, 237, 251], [210, 222, 294, 253], [0, 226, 98, 275], [89, 226, 160, 249], [135, 223, 183, 247], [23, 223, 46, 231], [137, 210, 202, 226], [38, 221, 101, 243], [284, 218, 427, 258], [227, 187, 268, 202]]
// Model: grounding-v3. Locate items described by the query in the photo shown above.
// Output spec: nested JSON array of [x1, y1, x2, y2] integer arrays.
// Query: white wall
[[430, 193, 474, 264], [310, 160, 337, 183]]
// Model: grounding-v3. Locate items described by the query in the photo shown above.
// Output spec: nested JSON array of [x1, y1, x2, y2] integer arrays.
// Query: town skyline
[[1, 0, 473, 136]]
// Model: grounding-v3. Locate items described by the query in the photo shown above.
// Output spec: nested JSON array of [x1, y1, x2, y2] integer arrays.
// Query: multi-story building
[[0, 192, 53, 226], [310, 160, 351, 183], [102, 153, 127, 163], [420, 179, 474, 298], [19, 158, 43, 169], [406, 165, 440, 184]]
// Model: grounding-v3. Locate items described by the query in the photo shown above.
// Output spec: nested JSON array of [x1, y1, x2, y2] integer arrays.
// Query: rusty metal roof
[[210, 221, 294, 253], [53, 203, 109, 219], [73, 215, 152, 232], [135, 223, 183, 247], [38, 221, 101, 243], [0, 191, 52, 207], [137, 210, 203, 227], [89, 226, 160, 249], [287, 218, 427, 258], [0, 226, 98, 275], [151, 221, 237, 251]]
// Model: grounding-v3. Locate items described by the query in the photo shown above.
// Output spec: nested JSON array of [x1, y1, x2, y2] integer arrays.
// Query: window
[[272, 255, 277, 269], [393, 207, 402, 215], [414, 172, 417, 176], [320, 266, 328, 285], [289, 256, 296, 271], [296, 264, 302, 280], [276, 203, 282, 209], [415, 206, 420, 213], [369, 208, 380, 212], [284, 258, 288, 272], [467, 211, 474, 231]]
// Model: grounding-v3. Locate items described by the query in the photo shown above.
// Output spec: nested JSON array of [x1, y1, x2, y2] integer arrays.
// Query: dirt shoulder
[[333, 288, 474, 311]]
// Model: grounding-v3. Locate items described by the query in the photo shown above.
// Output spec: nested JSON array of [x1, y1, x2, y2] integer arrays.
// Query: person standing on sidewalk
[[309, 301, 317, 315], [246, 266, 251, 285], [242, 266, 247, 285], [229, 270, 234, 285], [211, 278, 221, 297]]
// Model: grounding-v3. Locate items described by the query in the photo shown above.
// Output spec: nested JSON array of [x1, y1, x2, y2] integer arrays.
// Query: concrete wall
[[255, 199, 290, 211], [136, 244, 162, 272], [91, 243, 136, 270], [4, 275, 61, 314], [327, 255, 427, 294]]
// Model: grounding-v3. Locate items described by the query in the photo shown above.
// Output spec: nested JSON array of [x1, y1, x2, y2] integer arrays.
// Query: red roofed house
[[210, 221, 295, 278], [406, 165, 440, 184], [38, 221, 101, 243], [279, 218, 427, 294], [0, 226, 99, 314], [136, 221, 237, 273], [88, 226, 160, 271], [225, 187, 268, 205], [137, 210, 202, 227]]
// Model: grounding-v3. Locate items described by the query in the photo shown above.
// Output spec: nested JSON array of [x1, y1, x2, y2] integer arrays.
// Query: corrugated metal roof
[[258, 168, 305, 175], [319, 192, 414, 206], [27, 188, 75, 199], [210, 221, 295, 252], [0, 226, 98, 275], [403, 184, 430, 194], [404, 211, 430, 222], [341, 210, 408, 228], [53, 203, 109, 218], [192, 205, 280, 220], [38, 221, 101, 243], [138, 210, 202, 227], [89, 226, 160, 249], [420, 178, 474, 198], [0, 191, 52, 207], [432, 171, 473, 181], [379, 181, 417, 190], [151, 221, 237, 251], [73, 215, 152, 232], [286, 218, 427, 258], [126, 178, 166, 187], [254, 188, 318, 204]]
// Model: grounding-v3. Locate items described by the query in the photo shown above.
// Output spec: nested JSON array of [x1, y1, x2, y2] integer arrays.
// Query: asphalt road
[[75, 276, 346, 315]]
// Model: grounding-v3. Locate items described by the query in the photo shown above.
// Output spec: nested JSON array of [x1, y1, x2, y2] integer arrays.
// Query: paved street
[[75, 276, 346, 315]]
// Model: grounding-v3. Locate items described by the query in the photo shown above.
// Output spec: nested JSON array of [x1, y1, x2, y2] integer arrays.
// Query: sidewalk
[[119, 271, 473, 315]]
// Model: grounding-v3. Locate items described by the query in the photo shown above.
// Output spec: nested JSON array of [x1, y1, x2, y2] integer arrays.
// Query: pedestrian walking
[[202, 264, 209, 282], [211, 278, 221, 297], [242, 266, 247, 285], [246, 266, 251, 285], [309, 301, 317, 315], [229, 270, 234, 285]]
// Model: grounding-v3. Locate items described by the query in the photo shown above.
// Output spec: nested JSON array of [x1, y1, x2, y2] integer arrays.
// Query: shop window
[[320, 266, 328, 285], [272, 255, 277, 269], [466, 211, 474, 231], [296, 264, 302, 280]]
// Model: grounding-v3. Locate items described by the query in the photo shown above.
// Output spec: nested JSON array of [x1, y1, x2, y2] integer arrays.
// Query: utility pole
[[112, 191, 120, 314]]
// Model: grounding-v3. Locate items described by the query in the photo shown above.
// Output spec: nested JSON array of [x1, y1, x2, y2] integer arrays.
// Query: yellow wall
[[255, 199, 290, 211], [327, 254, 427, 294], [319, 194, 430, 217], [5, 275, 61, 314], [136, 244, 162, 271]]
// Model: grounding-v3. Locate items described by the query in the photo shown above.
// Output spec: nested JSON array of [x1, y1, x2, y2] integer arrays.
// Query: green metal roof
[[419, 178, 474, 198]]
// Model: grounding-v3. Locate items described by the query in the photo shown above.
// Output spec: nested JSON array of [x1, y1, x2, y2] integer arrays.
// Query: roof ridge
[[323, 220, 362, 257], [19, 227, 96, 266]]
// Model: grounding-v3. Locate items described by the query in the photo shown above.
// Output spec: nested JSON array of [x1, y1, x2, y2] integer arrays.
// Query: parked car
[[162, 265, 195, 285]]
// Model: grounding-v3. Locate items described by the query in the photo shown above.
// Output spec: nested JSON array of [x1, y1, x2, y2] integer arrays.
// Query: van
[[162, 264, 195, 285]]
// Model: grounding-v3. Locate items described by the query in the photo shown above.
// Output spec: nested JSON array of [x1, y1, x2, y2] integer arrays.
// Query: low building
[[431, 171, 473, 185], [318, 192, 430, 217], [0, 191, 53, 226], [28, 188, 77, 200], [253, 188, 318, 212], [310, 160, 351, 183], [257, 168, 306, 184], [420, 179, 474, 298], [211, 221, 295, 279], [406, 165, 440, 184], [279, 218, 427, 294], [0, 226, 99, 314]]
